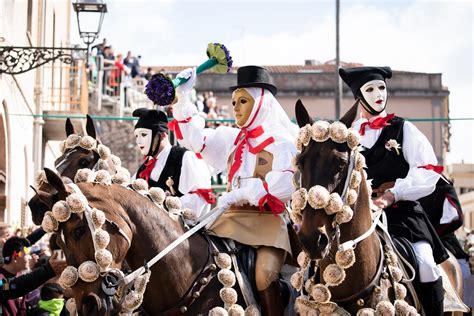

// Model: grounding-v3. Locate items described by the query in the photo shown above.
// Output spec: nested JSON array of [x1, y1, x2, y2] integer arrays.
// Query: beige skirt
[[207, 205, 292, 255]]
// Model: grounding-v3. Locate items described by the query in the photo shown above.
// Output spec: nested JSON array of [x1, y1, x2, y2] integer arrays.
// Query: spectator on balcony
[[108, 54, 130, 96], [144, 67, 154, 81], [124, 51, 142, 79], [92, 38, 107, 56]]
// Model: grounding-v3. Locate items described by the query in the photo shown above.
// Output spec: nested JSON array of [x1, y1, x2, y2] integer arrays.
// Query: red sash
[[138, 157, 157, 182]]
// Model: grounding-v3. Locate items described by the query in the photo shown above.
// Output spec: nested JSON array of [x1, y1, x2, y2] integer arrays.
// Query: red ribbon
[[227, 126, 274, 183], [359, 113, 395, 136], [168, 117, 192, 140], [418, 164, 444, 174], [258, 183, 285, 216], [191, 188, 216, 204], [138, 157, 157, 182]]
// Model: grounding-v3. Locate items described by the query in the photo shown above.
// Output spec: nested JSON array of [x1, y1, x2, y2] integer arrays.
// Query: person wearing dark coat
[[339, 66, 448, 316]]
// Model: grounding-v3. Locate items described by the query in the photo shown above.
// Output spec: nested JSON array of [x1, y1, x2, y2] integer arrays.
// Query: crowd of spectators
[[0, 223, 68, 315]]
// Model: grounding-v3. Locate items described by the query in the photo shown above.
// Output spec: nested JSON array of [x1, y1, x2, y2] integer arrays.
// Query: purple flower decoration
[[145, 73, 175, 106], [213, 43, 233, 72]]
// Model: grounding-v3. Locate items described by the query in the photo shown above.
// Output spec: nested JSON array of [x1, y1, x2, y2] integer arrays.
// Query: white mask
[[134, 128, 153, 156], [360, 79, 387, 113]]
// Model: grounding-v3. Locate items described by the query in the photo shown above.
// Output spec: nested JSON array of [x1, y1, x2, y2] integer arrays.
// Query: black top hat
[[339, 66, 392, 98], [133, 108, 168, 132], [229, 66, 278, 96]]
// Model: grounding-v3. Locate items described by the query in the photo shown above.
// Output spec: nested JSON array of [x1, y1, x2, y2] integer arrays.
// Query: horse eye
[[73, 226, 86, 240], [338, 160, 347, 171], [79, 158, 90, 167]]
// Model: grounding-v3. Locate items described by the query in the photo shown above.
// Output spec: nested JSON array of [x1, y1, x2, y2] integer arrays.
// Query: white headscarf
[[237, 88, 298, 150]]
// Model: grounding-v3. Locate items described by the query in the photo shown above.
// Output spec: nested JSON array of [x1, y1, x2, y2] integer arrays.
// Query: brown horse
[[294, 100, 385, 314], [37, 168, 247, 315]]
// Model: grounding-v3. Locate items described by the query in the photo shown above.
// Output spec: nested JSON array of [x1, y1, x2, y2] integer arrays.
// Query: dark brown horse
[[37, 168, 246, 315], [294, 100, 388, 313]]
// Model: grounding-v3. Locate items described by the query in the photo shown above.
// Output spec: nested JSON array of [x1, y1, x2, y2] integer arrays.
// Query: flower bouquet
[[145, 43, 232, 106]]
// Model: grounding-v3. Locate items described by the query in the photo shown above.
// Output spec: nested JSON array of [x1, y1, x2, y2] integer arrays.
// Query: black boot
[[258, 280, 284, 316], [417, 277, 444, 316]]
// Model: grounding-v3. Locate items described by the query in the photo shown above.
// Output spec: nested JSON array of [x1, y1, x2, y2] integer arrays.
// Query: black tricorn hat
[[132, 108, 168, 132], [339, 66, 392, 98], [229, 65, 277, 96]]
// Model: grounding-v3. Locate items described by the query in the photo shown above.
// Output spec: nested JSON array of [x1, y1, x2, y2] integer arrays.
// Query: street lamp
[[73, 0, 107, 65]]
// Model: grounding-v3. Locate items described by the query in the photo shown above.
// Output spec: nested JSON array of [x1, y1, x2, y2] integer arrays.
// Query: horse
[[36, 168, 249, 316], [293, 100, 467, 315], [294, 100, 389, 314]]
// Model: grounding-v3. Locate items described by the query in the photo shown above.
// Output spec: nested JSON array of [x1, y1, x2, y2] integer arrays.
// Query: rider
[[171, 65, 298, 315], [339, 66, 448, 316], [132, 108, 213, 220]]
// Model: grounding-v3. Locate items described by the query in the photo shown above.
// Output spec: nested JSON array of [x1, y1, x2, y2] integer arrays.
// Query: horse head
[[294, 99, 358, 260], [38, 168, 131, 315], [55, 115, 101, 180]]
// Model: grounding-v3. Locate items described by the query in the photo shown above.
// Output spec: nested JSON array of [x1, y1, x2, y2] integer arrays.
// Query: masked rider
[[171, 66, 298, 315], [132, 108, 213, 220]]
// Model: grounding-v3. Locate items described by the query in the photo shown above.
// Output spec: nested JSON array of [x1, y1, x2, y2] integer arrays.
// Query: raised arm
[[171, 68, 239, 174]]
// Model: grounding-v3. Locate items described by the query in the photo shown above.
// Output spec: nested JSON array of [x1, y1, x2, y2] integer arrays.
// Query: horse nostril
[[316, 233, 329, 252], [82, 293, 102, 315]]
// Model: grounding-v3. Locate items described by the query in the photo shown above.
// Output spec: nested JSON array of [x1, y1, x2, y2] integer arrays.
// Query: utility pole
[[335, 0, 342, 119]]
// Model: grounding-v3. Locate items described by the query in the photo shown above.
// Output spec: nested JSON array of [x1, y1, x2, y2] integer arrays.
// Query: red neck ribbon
[[168, 117, 192, 140], [418, 164, 444, 174], [138, 156, 157, 182], [191, 188, 216, 204], [359, 113, 395, 136]]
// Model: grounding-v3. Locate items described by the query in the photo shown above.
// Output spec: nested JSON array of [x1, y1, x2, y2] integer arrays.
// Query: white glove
[[217, 189, 246, 210], [176, 67, 196, 96]]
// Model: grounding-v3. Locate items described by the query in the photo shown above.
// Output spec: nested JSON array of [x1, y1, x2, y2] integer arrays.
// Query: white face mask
[[134, 128, 153, 156], [360, 79, 387, 113]]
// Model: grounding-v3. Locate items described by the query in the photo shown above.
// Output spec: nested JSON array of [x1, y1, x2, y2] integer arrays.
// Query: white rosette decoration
[[311, 284, 331, 303], [218, 269, 236, 288], [291, 188, 308, 211], [42, 211, 59, 233], [325, 193, 343, 215], [149, 187, 166, 205], [312, 120, 330, 142], [216, 253, 232, 270], [91, 208, 106, 228], [66, 134, 81, 148], [165, 196, 182, 212], [95, 169, 112, 185], [97, 144, 111, 160], [132, 178, 148, 194], [227, 304, 245, 316], [52, 200, 72, 222], [94, 228, 110, 249], [78, 260, 100, 282], [110, 154, 122, 167], [297, 251, 311, 269], [375, 301, 395, 316], [322, 263, 346, 287], [350, 170, 362, 189], [308, 185, 330, 209], [335, 248, 356, 269], [346, 189, 358, 205], [95, 248, 113, 270], [335, 205, 353, 224], [122, 291, 144, 312], [290, 270, 304, 291], [329, 121, 348, 143], [209, 307, 228, 316], [111, 172, 130, 186], [182, 208, 198, 223], [298, 124, 312, 147], [79, 135, 97, 150], [59, 266, 79, 289], [219, 287, 238, 306], [347, 128, 361, 150], [355, 152, 366, 171], [74, 168, 95, 183], [66, 193, 87, 213]]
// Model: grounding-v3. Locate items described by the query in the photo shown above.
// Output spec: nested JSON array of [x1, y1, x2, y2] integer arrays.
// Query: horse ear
[[85, 115, 97, 139], [65, 118, 75, 136], [339, 103, 359, 128], [295, 99, 312, 128], [35, 190, 55, 210], [43, 168, 68, 199]]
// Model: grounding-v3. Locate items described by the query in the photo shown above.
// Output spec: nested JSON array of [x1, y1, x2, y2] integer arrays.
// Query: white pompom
[[217, 269, 236, 287], [94, 170, 112, 185], [65, 298, 77, 314], [350, 170, 362, 189], [52, 200, 71, 222], [59, 140, 67, 154], [97, 144, 111, 160], [74, 168, 95, 183], [91, 208, 106, 228], [290, 270, 304, 291], [79, 135, 97, 150], [336, 205, 353, 224], [325, 193, 343, 215], [42, 211, 58, 233], [35, 170, 48, 187], [66, 134, 81, 148], [329, 121, 348, 143], [291, 188, 308, 211], [132, 178, 148, 193], [312, 121, 330, 142], [356, 308, 376, 316], [228, 304, 245, 316], [394, 282, 407, 300], [389, 266, 403, 283], [111, 172, 130, 185], [355, 152, 366, 171], [182, 208, 198, 223], [317, 302, 337, 314], [335, 248, 356, 269], [244, 305, 260, 316], [308, 185, 330, 209], [298, 124, 312, 146], [346, 189, 358, 205], [59, 266, 79, 288], [297, 251, 311, 269], [219, 287, 238, 305], [66, 193, 87, 213], [375, 301, 395, 316], [110, 154, 122, 167], [149, 187, 166, 204], [322, 263, 346, 287], [216, 253, 232, 269], [165, 196, 182, 211], [78, 261, 100, 282], [122, 291, 143, 312], [311, 284, 331, 303], [209, 307, 228, 316], [94, 228, 110, 249], [347, 128, 361, 150], [95, 248, 113, 269]]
